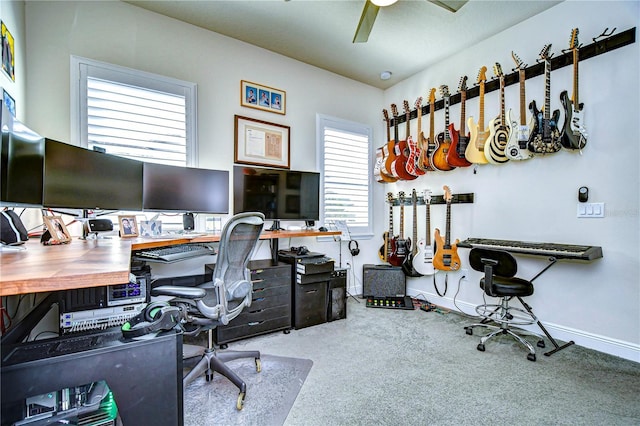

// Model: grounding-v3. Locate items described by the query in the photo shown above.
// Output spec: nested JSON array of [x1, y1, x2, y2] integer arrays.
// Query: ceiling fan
[[353, 0, 468, 43]]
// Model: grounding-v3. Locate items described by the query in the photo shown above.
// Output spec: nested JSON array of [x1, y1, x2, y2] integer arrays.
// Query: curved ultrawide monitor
[[1, 125, 45, 207]]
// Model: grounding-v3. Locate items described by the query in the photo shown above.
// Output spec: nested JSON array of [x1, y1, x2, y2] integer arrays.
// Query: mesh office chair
[[151, 212, 265, 410], [464, 248, 545, 361]]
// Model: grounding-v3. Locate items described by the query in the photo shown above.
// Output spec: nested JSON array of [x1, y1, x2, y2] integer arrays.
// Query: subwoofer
[[362, 264, 406, 298], [328, 269, 347, 321]]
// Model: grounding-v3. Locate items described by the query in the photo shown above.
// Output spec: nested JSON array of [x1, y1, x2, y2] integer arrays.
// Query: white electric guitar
[[506, 51, 535, 160], [413, 189, 435, 276]]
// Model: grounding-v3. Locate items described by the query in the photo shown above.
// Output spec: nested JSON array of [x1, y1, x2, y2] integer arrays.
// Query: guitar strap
[[433, 274, 448, 297]]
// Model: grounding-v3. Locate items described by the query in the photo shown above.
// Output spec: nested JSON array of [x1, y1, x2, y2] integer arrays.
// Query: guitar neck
[[429, 102, 435, 140], [479, 82, 485, 131], [444, 96, 451, 139], [573, 49, 580, 107], [544, 59, 551, 119], [500, 77, 506, 123], [425, 203, 431, 245], [460, 92, 467, 134], [399, 204, 405, 239], [412, 197, 418, 254], [387, 204, 394, 252], [519, 69, 526, 125], [444, 202, 452, 247]]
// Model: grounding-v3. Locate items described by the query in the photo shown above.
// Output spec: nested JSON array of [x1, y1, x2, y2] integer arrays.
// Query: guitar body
[[505, 115, 535, 160], [405, 136, 425, 176], [431, 132, 454, 171], [447, 123, 472, 167], [378, 231, 389, 262], [414, 239, 435, 275], [485, 109, 512, 164], [465, 116, 490, 164], [402, 250, 422, 277], [417, 132, 431, 172], [391, 140, 417, 180], [384, 141, 398, 177], [527, 100, 562, 154], [374, 147, 390, 183], [433, 229, 461, 271], [388, 237, 410, 267], [560, 90, 588, 150]]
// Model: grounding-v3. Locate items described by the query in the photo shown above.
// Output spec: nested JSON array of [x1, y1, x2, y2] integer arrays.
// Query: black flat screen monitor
[[43, 139, 143, 211], [233, 165, 320, 222], [0, 127, 45, 207], [143, 162, 229, 213]]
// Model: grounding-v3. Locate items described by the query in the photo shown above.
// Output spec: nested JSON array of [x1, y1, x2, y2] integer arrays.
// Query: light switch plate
[[577, 202, 605, 218]]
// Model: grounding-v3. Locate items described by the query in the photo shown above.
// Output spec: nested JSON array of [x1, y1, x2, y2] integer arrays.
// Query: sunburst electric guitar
[[390, 104, 417, 181], [447, 76, 472, 167], [420, 88, 438, 171], [528, 44, 562, 154], [431, 85, 455, 171], [466, 66, 490, 164], [560, 28, 588, 150], [415, 96, 430, 173], [506, 52, 535, 161], [388, 191, 410, 267], [485, 63, 512, 164], [402, 189, 423, 277], [413, 189, 435, 276], [433, 186, 461, 271], [383, 104, 399, 178]]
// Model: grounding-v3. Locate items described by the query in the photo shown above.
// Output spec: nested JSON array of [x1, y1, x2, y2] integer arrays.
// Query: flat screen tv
[[233, 165, 320, 228], [143, 162, 229, 214], [0, 125, 45, 207], [43, 139, 143, 211]]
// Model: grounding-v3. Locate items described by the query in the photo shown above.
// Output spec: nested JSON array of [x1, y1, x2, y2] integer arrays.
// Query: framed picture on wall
[[118, 215, 139, 238], [43, 216, 71, 244], [240, 80, 286, 115], [234, 115, 290, 169], [1, 21, 15, 81]]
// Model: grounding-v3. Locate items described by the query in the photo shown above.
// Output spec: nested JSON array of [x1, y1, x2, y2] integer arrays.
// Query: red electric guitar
[[447, 76, 472, 167]]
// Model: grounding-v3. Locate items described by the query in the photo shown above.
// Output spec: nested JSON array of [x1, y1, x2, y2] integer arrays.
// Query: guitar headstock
[[457, 76, 468, 93], [428, 88, 436, 105], [440, 85, 450, 99], [493, 62, 504, 78], [443, 185, 452, 203], [569, 28, 579, 49], [387, 192, 394, 204], [414, 96, 423, 111], [511, 51, 527, 70], [382, 109, 389, 125], [411, 188, 417, 204], [476, 66, 487, 84], [423, 188, 432, 204], [539, 44, 552, 62], [398, 191, 405, 204], [391, 103, 398, 119], [403, 100, 411, 118]]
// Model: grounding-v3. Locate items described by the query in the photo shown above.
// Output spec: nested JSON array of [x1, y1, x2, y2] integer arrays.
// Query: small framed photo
[[240, 80, 286, 115], [43, 216, 71, 243], [3, 89, 15, 117], [1, 21, 15, 82], [234, 115, 290, 169], [118, 215, 139, 238]]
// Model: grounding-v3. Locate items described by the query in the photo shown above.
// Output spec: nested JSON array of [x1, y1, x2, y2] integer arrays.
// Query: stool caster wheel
[[465, 327, 473, 336], [537, 340, 545, 348], [527, 353, 536, 362], [255, 357, 262, 373], [477, 343, 485, 352], [237, 392, 245, 410]]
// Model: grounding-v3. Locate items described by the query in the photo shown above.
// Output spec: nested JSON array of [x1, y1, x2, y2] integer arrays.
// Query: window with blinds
[[317, 115, 373, 238]]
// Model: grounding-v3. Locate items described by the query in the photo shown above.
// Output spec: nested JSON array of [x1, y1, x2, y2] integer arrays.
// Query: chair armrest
[[151, 285, 206, 299]]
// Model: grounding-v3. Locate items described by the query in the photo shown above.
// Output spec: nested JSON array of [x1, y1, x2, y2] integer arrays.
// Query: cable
[[452, 275, 483, 319]]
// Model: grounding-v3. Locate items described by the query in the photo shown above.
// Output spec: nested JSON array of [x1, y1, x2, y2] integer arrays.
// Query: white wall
[[0, 1, 27, 121], [382, 1, 639, 361]]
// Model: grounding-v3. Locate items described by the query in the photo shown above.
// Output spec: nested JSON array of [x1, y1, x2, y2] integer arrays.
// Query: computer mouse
[[319, 226, 328, 232]]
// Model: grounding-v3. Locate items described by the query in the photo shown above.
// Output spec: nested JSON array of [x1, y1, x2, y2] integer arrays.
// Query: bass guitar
[[378, 192, 395, 262], [376, 109, 397, 182], [413, 189, 435, 276], [505, 52, 535, 161], [390, 104, 417, 180], [433, 186, 461, 271], [431, 85, 455, 171], [466, 66, 490, 164], [485, 63, 512, 164], [406, 99, 425, 176], [447, 76, 472, 167], [383, 104, 399, 178], [560, 28, 588, 150], [388, 191, 410, 267], [528, 44, 562, 154], [402, 189, 423, 277]]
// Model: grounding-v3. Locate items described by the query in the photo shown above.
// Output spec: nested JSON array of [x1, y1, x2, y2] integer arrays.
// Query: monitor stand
[[267, 220, 284, 232]]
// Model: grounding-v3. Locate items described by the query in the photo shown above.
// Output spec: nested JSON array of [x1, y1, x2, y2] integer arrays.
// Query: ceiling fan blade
[[353, 1, 380, 43], [428, 0, 468, 13]]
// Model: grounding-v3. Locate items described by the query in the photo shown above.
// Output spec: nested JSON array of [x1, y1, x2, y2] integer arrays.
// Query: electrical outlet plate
[[577, 202, 605, 218]]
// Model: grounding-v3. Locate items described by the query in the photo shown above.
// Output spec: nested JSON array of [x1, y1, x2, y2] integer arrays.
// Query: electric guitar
[[505, 52, 535, 161], [378, 192, 395, 262], [431, 85, 455, 171], [433, 186, 461, 271], [407, 98, 425, 176], [383, 104, 399, 178], [376, 109, 397, 182], [422, 88, 438, 171], [560, 28, 588, 150], [466, 66, 490, 164], [402, 189, 423, 277], [447, 76, 472, 167], [416, 96, 430, 173], [388, 191, 410, 267], [413, 189, 435, 276], [485, 63, 512, 164], [528, 44, 562, 154], [390, 104, 417, 180]]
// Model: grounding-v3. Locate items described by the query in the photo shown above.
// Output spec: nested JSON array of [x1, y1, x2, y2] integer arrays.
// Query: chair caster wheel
[[537, 340, 545, 348], [237, 392, 245, 410], [255, 358, 262, 373], [220, 343, 228, 349], [527, 353, 536, 362], [206, 373, 213, 381], [465, 327, 473, 336], [477, 343, 485, 352], [284, 329, 291, 334]]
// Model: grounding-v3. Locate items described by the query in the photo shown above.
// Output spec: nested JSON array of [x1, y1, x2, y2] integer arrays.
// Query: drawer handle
[[248, 321, 264, 326], [249, 309, 264, 314], [252, 297, 265, 302], [306, 289, 318, 294], [252, 279, 265, 284]]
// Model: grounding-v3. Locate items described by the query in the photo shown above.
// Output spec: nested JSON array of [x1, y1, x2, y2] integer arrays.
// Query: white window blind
[[318, 115, 372, 237]]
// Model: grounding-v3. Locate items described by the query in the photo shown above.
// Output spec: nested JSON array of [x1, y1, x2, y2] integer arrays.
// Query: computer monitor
[[0, 124, 45, 207], [142, 162, 229, 214], [43, 139, 143, 211]]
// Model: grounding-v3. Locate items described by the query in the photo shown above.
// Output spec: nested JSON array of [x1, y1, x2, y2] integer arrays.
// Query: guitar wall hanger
[[387, 192, 474, 206], [390, 26, 636, 127]]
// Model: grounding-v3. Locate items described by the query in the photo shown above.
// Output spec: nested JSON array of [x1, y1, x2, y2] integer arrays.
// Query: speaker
[[348, 240, 360, 256], [327, 269, 347, 321], [87, 219, 113, 232], [363, 264, 406, 298], [182, 213, 194, 230]]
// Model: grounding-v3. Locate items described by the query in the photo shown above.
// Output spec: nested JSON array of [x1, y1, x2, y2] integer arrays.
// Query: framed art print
[[240, 80, 286, 115]]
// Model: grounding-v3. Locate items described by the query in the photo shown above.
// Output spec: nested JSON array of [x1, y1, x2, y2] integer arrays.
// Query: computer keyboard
[[135, 243, 216, 263]]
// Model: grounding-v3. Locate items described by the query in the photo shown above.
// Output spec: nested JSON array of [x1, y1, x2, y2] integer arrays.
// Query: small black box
[[363, 264, 406, 298], [296, 271, 332, 284], [295, 256, 334, 275]]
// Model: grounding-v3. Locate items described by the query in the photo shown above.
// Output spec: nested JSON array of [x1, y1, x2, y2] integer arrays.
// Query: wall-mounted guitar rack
[[389, 26, 636, 127], [388, 192, 474, 206]]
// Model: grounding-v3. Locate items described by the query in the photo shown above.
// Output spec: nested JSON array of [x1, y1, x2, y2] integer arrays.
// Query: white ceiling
[[124, 0, 562, 90]]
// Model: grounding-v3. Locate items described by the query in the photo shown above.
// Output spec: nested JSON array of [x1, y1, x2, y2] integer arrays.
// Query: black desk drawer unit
[[205, 259, 291, 345]]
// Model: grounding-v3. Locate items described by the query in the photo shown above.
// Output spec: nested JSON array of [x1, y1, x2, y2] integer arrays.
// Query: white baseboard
[[406, 286, 640, 363]]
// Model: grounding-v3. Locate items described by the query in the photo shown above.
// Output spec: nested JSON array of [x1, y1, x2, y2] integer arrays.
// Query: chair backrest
[[469, 248, 518, 278]]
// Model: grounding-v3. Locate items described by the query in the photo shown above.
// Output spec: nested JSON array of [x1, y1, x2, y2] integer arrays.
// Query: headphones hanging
[[348, 240, 360, 256], [121, 302, 180, 338]]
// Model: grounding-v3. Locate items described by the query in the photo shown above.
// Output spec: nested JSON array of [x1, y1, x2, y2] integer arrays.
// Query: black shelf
[[387, 192, 474, 206]]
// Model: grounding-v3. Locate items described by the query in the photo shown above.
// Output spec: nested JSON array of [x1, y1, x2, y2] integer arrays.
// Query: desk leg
[[517, 296, 575, 357], [270, 239, 279, 264]]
